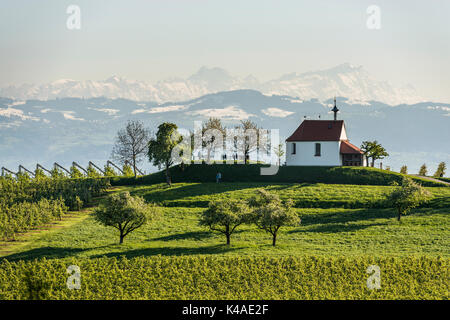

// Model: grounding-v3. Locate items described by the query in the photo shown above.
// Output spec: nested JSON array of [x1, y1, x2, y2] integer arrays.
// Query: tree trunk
[[132, 156, 137, 178], [225, 225, 230, 245], [272, 233, 277, 246], [165, 164, 171, 186], [397, 208, 401, 221], [371, 158, 375, 167], [119, 230, 125, 244]]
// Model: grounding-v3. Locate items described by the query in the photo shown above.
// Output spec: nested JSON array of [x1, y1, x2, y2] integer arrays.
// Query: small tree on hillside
[[360, 141, 374, 167], [104, 165, 116, 177], [112, 120, 151, 178], [122, 163, 134, 177], [200, 200, 251, 245], [34, 168, 47, 180], [400, 165, 408, 174], [94, 192, 159, 244], [51, 167, 66, 179], [148, 122, 182, 185], [418, 164, 427, 176], [87, 165, 100, 178], [273, 143, 285, 166], [249, 189, 300, 246], [234, 120, 267, 164], [70, 165, 84, 179], [433, 162, 446, 178], [387, 177, 431, 221], [202, 117, 226, 163]]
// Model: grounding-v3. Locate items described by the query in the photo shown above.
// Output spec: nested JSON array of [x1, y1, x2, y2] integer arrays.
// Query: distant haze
[[0, 64, 424, 106], [0, 0, 449, 103]]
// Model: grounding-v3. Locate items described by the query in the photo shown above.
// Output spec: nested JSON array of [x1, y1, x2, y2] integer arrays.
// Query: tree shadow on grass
[[92, 244, 242, 259], [289, 222, 388, 234], [300, 209, 394, 226], [130, 183, 258, 204], [151, 231, 213, 242], [0, 247, 89, 262]]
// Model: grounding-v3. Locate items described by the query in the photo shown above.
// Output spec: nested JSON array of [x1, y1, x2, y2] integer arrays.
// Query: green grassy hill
[[111, 164, 448, 187], [1, 177, 448, 299]]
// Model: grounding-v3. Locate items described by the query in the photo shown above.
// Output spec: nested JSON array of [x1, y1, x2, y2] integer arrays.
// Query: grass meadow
[[0, 182, 448, 299]]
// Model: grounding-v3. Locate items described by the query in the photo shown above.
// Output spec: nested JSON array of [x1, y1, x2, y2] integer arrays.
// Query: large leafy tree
[[94, 192, 159, 244], [387, 177, 431, 221], [111, 120, 151, 178], [148, 122, 182, 185], [200, 200, 251, 245], [360, 140, 389, 167], [249, 189, 300, 246]]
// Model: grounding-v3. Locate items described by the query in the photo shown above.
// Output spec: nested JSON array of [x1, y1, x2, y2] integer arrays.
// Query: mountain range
[[0, 89, 449, 174], [0, 63, 423, 106]]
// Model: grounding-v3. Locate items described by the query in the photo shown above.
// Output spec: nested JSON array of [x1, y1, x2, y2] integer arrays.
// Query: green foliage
[[94, 192, 159, 243], [400, 165, 407, 174], [0, 256, 447, 299], [34, 168, 47, 180], [70, 165, 84, 179], [433, 162, 446, 178], [0, 198, 67, 241], [387, 177, 431, 221], [122, 164, 134, 177], [51, 167, 66, 179], [87, 165, 100, 178], [419, 164, 427, 176], [0, 176, 109, 240], [249, 189, 300, 246], [200, 199, 251, 245], [104, 165, 116, 177], [148, 122, 182, 185]]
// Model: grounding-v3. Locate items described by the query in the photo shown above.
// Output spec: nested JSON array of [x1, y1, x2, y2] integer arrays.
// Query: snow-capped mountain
[[1, 91, 448, 174], [0, 64, 423, 105]]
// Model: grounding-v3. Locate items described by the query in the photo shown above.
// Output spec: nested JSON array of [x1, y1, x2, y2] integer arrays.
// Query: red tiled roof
[[340, 140, 363, 154], [286, 120, 344, 141]]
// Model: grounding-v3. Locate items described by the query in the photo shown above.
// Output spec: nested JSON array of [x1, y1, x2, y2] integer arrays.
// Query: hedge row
[[0, 198, 67, 241], [111, 164, 447, 187]]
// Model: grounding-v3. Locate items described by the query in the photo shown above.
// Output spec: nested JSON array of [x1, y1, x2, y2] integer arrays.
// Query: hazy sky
[[1, 0, 449, 102]]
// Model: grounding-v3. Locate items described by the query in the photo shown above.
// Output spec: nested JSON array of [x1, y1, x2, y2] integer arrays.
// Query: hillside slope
[[111, 165, 448, 187]]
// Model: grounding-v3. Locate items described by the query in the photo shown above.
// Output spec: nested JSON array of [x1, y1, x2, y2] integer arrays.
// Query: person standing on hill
[[216, 172, 222, 183]]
